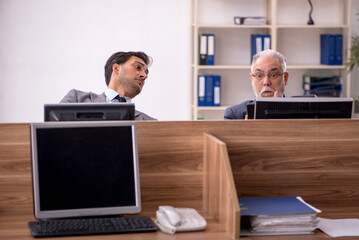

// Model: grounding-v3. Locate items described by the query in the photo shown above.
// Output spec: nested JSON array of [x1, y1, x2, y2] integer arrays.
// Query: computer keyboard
[[28, 215, 157, 237]]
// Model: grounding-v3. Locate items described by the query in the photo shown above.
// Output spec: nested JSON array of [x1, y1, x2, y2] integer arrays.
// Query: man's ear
[[284, 72, 289, 85], [112, 63, 121, 75]]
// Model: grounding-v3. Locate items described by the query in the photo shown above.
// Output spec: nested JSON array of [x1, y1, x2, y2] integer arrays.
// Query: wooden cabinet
[[191, 0, 352, 120]]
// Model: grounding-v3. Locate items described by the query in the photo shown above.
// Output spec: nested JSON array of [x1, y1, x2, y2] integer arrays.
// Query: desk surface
[[1, 120, 359, 239], [0, 214, 355, 240], [1, 215, 356, 240]]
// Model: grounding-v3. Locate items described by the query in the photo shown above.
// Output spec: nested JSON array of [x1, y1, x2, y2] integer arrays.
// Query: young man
[[60, 51, 156, 120], [224, 49, 289, 119]]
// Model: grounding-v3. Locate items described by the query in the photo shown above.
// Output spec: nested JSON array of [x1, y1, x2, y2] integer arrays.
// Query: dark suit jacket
[[60, 89, 157, 120], [224, 100, 253, 120]]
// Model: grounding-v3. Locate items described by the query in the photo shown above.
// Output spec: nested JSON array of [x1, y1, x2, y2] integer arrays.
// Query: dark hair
[[104, 51, 152, 85]]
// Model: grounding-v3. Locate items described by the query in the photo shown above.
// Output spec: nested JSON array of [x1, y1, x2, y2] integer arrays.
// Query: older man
[[224, 49, 289, 119]]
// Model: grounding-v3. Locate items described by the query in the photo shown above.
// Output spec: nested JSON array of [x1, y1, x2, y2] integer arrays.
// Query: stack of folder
[[198, 75, 221, 106], [199, 34, 215, 65], [239, 196, 321, 236], [303, 75, 342, 97]]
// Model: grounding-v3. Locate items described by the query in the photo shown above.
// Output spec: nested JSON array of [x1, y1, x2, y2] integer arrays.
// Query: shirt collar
[[105, 88, 132, 102]]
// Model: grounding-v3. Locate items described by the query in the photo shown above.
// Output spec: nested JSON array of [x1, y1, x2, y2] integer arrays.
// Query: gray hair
[[251, 49, 287, 73]]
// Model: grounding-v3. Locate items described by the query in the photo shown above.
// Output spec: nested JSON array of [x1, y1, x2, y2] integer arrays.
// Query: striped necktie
[[114, 95, 126, 102]]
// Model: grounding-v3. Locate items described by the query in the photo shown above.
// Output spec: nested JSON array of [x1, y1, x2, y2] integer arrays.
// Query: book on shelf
[[197, 75, 221, 106], [207, 34, 215, 65], [239, 196, 321, 236], [234, 16, 267, 25], [213, 75, 221, 106], [320, 34, 343, 65], [198, 75, 206, 106], [251, 34, 271, 63], [199, 34, 207, 65], [198, 33, 215, 65], [303, 75, 342, 97]]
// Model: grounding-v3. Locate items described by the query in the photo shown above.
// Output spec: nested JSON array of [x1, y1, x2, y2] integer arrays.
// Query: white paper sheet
[[318, 217, 359, 237]]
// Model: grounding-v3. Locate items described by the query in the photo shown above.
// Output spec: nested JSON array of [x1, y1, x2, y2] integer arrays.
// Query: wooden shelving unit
[[191, 0, 352, 120]]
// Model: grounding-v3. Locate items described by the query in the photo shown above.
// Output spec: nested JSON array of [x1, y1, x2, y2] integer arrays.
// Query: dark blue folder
[[239, 196, 317, 216]]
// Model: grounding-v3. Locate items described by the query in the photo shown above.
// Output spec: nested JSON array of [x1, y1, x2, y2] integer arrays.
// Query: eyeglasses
[[251, 72, 286, 81]]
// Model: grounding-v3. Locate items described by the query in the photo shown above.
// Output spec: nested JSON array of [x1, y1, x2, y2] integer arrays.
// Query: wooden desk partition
[[1, 120, 359, 240], [203, 133, 240, 239]]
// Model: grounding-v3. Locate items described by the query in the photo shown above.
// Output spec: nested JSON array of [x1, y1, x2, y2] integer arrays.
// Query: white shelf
[[194, 65, 346, 70], [195, 24, 271, 29], [276, 24, 350, 29], [195, 106, 230, 111], [287, 65, 347, 70], [194, 65, 251, 70]]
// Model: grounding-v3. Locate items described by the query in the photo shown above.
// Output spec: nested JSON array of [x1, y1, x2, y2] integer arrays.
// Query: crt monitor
[[30, 121, 141, 219], [44, 103, 135, 121], [254, 97, 353, 119]]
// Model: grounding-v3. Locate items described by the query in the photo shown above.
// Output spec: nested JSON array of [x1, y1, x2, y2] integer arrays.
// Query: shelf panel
[[193, 65, 345, 70], [194, 65, 251, 70], [194, 106, 230, 111], [276, 24, 349, 29], [287, 65, 346, 70], [195, 24, 271, 29], [193, 24, 349, 30]]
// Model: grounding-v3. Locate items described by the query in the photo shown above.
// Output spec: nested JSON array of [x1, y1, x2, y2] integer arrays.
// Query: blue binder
[[205, 75, 214, 106], [198, 75, 206, 106], [320, 34, 335, 65], [262, 34, 271, 50], [251, 34, 262, 63], [213, 75, 221, 106], [251, 34, 271, 63], [207, 34, 215, 65], [334, 34, 343, 65]]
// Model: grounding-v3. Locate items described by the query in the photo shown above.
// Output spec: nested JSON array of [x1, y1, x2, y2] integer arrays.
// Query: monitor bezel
[[254, 97, 353, 119], [30, 121, 141, 220], [44, 103, 135, 121]]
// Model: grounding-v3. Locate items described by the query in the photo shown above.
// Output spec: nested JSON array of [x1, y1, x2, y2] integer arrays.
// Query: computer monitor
[[30, 121, 141, 219], [253, 97, 353, 119], [44, 103, 135, 121]]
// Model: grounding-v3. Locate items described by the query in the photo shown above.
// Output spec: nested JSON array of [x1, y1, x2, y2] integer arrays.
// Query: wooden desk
[[1, 120, 359, 239]]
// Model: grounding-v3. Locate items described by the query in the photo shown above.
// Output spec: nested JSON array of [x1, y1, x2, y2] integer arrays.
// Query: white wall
[[0, 0, 358, 123], [0, 0, 191, 122]]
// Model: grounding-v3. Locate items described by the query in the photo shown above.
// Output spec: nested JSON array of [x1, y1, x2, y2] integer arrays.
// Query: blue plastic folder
[[239, 196, 318, 216], [321, 34, 342, 65], [206, 34, 215, 65]]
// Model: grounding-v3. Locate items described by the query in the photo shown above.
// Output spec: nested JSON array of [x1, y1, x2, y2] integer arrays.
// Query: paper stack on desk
[[239, 196, 321, 236]]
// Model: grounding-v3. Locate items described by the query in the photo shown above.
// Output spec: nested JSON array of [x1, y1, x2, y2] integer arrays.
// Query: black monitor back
[[253, 97, 353, 119], [44, 103, 135, 121]]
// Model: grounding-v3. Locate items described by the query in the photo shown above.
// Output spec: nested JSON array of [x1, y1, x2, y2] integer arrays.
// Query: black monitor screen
[[254, 97, 353, 119], [30, 121, 141, 219], [44, 103, 135, 121]]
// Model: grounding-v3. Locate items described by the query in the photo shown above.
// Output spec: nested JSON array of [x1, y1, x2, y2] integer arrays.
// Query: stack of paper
[[239, 196, 321, 236], [234, 16, 267, 25]]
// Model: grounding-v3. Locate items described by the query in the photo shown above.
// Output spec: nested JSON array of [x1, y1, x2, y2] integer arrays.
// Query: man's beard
[[252, 79, 285, 98], [118, 77, 142, 97]]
